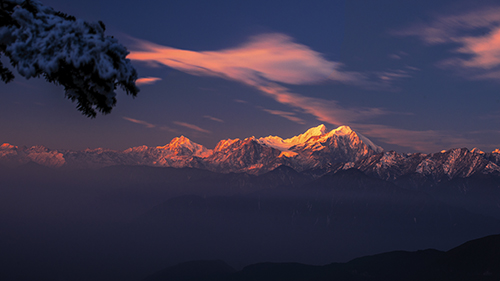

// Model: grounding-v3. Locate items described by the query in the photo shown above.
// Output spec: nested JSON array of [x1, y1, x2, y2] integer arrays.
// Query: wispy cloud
[[377, 69, 413, 81], [204, 115, 224, 123], [234, 99, 248, 104], [388, 54, 402, 60], [394, 6, 500, 80], [129, 33, 364, 86], [136, 77, 162, 85], [173, 121, 211, 134], [123, 116, 180, 133], [252, 82, 387, 125], [405, 66, 420, 71], [128, 34, 389, 125], [259, 107, 306, 124], [123, 116, 156, 128]]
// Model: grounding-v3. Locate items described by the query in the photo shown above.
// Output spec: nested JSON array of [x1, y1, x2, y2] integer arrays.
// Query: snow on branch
[[0, 0, 139, 117]]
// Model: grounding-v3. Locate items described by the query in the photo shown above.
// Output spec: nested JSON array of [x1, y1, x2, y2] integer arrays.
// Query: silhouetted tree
[[0, 0, 139, 117]]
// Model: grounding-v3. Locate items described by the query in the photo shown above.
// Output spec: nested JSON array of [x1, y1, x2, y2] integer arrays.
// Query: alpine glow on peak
[[258, 124, 382, 153], [0, 125, 383, 174]]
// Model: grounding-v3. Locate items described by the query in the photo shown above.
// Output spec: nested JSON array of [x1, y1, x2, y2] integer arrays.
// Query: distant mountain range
[[1, 125, 380, 173], [2, 124, 500, 180]]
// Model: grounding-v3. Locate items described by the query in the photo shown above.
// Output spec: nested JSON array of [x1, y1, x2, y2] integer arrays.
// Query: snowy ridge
[[155, 136, 212, 158], [258, 124, 382, 154], [206, 137, 282, 174], [284, 125, 383, 170], [341, 147, 500, 182], [2, 125, 500, 179], [356, 132, 383, 153], [0, 143, 65, 167], [0, 125, 381, 173], [257, 124, 327, 151]]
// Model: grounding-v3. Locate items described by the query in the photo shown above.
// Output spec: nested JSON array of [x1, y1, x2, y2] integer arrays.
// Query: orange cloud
[[253, 82, 386, 126], [173, 121, 211, 134], [394, 6, 500, 78], [458, 28, 500, 69], [129, 33, 363, 86], [136, 77, 162, 85]]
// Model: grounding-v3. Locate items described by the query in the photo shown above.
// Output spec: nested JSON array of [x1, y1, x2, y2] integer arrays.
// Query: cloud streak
[[136, 77, 162, 85], [173, 121, 211, 134], [394, 6, 500, 79], [122, 117, 156, 128], [122, 117, 183, 134], [253, 82, 387, 125], [204, 115, 224, 123], [259, 108, 306, 124]]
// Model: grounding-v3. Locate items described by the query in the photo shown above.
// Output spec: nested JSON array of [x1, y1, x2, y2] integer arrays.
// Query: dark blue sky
[[1, 0, 500, 152]]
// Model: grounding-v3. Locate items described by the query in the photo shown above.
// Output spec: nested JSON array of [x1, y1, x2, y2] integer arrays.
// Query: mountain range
[[1, 125, 500, 280], [2, 125, 499, 180]]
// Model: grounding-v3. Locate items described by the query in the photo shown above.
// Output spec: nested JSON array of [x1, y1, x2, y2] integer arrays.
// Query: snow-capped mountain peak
[[214, 138, 241, 152], [164, 135, 191, 146], [158, 135, 193, 150], [4, 127, 500, 178], [257, 124, 327, 151], [157, 135, 212, 158], [0, 143, 65, 168], [315, 126, 382, 153], [1, 143, 17, 150], [326, 125, 353, 136], [0, 125, 380, 174], [471, 147, 485, 154], [286, 124, 328, 144]]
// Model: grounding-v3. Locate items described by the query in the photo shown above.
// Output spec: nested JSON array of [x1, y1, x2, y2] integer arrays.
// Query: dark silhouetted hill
[[144, 234, 500, 281]]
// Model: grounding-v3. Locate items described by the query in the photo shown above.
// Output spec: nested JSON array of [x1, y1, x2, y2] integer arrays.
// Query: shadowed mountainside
[[143, 234, 500, 281]]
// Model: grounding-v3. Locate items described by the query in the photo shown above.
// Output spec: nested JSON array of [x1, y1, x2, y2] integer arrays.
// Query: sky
[[1, 0, 500, 153]]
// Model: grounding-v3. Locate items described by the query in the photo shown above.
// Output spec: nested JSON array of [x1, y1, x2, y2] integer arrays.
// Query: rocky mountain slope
[[2, 124, 500, 180], [333, 148, 500, 184], [0, 125, 382, 174]]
